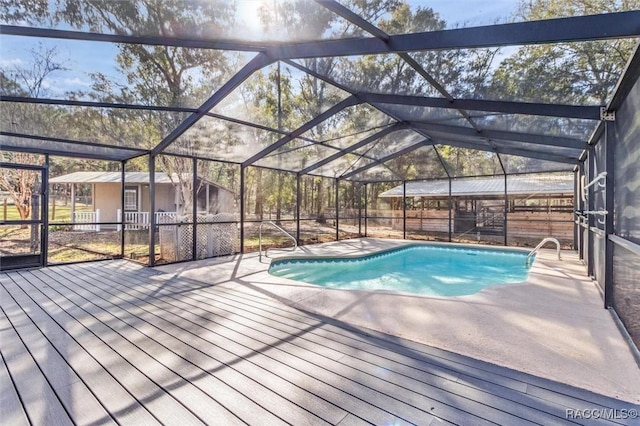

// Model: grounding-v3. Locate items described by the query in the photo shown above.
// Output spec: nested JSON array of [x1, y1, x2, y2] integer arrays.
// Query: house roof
[[50, 171, 235, 193], [379, 174, 573, 198]]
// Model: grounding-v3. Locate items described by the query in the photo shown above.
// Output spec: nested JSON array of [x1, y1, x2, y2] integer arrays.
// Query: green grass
[[1, 202, 92, 222]]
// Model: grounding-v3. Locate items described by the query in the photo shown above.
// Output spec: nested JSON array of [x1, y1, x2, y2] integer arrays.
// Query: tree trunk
[[254, 168, 263, 220]]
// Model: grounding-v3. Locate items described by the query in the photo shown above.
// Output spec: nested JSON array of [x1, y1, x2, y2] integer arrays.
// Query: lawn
[[1, 200, 93, 222], [0, 225, 152, 263]]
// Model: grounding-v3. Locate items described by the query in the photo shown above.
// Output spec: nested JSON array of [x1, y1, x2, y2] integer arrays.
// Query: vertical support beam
[[358, 183, 362, 237], [31, 173, 39, 253], [149, 155, 156, 267], [240, 166, 245, 253], [448, 177, 452, 242], [335, 178, 339, 241], [120, 160, 126, 259], [587, 146, 595, 277], [403, 180, 407, 239], [42, 154, 49, 267], [296, 174, 301, 244], [578, 162, 585, 260], [192, 157, 198, 261], [573, 169, 578, 252], [604, 120, 615, 309], [504, 173, 508, 246], [364, 183, 368, 237]]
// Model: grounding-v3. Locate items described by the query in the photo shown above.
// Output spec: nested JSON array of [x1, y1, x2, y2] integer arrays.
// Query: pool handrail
[[259, 221, 297, 261], [526, 237, 561, 265]]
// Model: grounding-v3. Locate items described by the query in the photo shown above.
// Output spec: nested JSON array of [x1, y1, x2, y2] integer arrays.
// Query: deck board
[[62, 263, 504, 425], [48, 263, 424, 425], [1, 260, 637, 426], [0, 345, 30, 426], [33, 267, 336, 426], [68, 265, 604, 424], [68, 263, 556, 425], [0, 288, 74, 426], [0, 276, 161, 426], [23, 268, 277, 426], [0, 283, 117, 426]]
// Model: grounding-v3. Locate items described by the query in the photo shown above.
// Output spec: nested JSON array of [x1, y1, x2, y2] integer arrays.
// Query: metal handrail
[[584, 171, 607, 190], [526, 237, 561, 265], [259, 221, 297, 261]]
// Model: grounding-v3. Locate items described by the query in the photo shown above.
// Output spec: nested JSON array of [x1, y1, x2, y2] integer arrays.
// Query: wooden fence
[[379, 209, 573, 240]]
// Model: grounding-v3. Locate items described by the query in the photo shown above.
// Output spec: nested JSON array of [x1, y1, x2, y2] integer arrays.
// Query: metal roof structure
[[379, 174, 574, 198], [2, 1, 640, 180]]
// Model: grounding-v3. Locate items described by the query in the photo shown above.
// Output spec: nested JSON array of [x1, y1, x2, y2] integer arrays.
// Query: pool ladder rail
[[259, 221, 298, 262], [526, 237, 561, 266]]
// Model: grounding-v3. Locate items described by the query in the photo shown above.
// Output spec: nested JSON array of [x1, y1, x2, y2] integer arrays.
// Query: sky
[[420, 0, 516, 26], [0, 0, 520, 98]]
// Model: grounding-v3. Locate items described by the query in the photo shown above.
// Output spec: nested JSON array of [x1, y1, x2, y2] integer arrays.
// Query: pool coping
[[270, 240, 531, 264]]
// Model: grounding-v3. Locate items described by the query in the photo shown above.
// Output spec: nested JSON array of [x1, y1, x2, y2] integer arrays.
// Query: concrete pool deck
[[157, 238, 640, 403]]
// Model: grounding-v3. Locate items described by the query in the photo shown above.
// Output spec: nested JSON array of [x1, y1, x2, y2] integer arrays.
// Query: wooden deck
[[1, 260, 637, 426]]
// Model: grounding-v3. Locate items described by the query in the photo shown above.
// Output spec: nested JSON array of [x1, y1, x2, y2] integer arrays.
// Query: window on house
[[124, 187, 138, 211]]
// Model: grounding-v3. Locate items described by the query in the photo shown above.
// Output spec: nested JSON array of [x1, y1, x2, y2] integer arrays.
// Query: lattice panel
[[179, 223, 194, 261], [160, 214, 239, 262], [159, 214, 192, 262], [196, 213, 240, 260]]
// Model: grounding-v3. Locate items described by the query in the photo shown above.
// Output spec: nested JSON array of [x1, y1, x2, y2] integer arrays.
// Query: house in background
[[49, 171, 236, 230]]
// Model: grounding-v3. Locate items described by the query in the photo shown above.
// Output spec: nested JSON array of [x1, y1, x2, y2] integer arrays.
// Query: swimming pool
[[268, 244, 532, 297]]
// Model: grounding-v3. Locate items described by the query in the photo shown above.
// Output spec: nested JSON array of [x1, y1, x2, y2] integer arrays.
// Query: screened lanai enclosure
[[1, 1, 640, 349]]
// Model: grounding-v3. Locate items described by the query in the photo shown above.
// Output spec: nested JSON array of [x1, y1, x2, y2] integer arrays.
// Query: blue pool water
[[269, 245, 532, 297]]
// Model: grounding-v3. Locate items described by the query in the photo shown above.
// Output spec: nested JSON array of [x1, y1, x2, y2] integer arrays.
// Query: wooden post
[[51, 198, 55, 220]]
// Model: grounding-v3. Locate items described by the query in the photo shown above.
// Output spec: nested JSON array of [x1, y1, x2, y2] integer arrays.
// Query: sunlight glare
[[235, 0, 286, 41]]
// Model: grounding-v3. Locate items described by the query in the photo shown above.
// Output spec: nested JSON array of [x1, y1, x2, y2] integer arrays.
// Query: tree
[[492, 0, 640, 104], [0, 46, 67, 221], [58, 1, 239, 211], [484, 0, 640, 173]]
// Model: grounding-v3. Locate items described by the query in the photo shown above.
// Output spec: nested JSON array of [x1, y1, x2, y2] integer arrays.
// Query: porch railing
[[117, 210, 178, 230], [73, 210, 100, 231]]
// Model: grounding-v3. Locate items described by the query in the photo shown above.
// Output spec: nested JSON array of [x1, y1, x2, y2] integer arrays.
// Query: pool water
[[268, 245, 532, 297]]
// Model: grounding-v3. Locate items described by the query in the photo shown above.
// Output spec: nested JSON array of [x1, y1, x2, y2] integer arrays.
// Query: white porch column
[[70, 183, 76, 220], [206, 183, 210, 213]]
